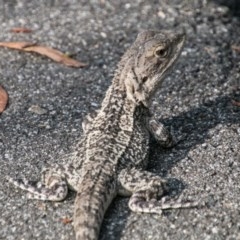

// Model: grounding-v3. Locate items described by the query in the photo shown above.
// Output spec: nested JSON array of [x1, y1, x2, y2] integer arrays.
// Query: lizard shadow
[[100, 90, 240, 240], [211, 0, 240, 17], [148, 90, 240, 194]]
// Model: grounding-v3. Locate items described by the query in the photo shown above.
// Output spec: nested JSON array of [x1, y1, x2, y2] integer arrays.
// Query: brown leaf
[[204, 47, 217, 59], [0, 41, 87, 68], [232, 99, 240, 107], [0, 41, 36, 49], [60, 217, 73, 224], [0, 85, 8, 113], [11, 27, 32, 33], [231, 45, 240, 52], [24, 45, 87, 68]]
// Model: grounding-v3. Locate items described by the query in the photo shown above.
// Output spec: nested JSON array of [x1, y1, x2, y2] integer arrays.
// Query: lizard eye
[[154, 46, 168, 58]]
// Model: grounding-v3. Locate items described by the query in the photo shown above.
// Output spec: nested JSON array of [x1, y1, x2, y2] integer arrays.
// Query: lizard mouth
[[162, 31, 185, 75]]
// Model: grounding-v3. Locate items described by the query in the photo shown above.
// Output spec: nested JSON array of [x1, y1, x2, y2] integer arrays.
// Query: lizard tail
[[74, 172, 116, 240]]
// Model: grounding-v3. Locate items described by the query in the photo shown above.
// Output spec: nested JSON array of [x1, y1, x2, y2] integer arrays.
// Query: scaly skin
[[7, 30, 198, 240]]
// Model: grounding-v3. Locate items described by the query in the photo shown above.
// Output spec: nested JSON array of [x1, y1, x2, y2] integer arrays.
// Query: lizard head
[[123, 30, 185, 107]]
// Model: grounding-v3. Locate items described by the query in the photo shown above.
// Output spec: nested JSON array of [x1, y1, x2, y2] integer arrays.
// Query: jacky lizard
[[8, 30, 197, 240]]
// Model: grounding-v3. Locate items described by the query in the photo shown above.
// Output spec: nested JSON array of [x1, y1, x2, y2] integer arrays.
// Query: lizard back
[[74, 29, 186, 240]]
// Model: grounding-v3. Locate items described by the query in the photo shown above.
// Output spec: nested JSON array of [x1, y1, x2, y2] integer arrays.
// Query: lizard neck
[[100, 72, 135, 114], [97, 74, 151, 134]]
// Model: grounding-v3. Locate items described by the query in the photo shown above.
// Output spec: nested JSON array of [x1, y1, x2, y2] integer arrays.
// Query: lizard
[[7, 29, 197, 240]]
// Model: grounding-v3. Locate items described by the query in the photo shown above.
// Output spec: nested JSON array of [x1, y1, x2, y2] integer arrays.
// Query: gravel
[[0, 0, 240, 240]]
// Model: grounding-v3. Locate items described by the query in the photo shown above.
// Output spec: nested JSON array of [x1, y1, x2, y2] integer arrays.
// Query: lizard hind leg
[[118, 168, 198, 214], [6, 168, 68, 201]]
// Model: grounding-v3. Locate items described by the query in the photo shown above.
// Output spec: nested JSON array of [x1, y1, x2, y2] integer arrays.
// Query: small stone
[[100, 32, 107, 38], [28, 105, 47, 115], [125, 3, 131, 9], [157, 10, 166, 19]]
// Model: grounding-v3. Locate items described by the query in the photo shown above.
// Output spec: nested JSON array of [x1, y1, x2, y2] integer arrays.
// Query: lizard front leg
[[118, 168, 198, 214], [82, 110, 99, 134], [147, 117, 176, 148]]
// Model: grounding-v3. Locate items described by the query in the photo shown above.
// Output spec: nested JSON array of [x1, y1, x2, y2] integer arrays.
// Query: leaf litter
[[10, 27, 32, 33], [0, 41, 87, 68], [0, 85, 8, 113]]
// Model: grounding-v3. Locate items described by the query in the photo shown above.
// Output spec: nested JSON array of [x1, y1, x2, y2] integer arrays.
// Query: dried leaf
[[232, 99, 240, 107], [60, 217, 72, 224], [0, 41, 87, 68], [24, 45, 87, 68], [0, 41, 35, 49], [231, 45, 240, 52], [11, 27, 32, 33], [0, 85, 8, 113], [204, 47, 217, 59]]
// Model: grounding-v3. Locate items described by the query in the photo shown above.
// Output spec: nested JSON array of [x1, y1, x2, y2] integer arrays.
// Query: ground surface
[[0, 0, 240, 240]]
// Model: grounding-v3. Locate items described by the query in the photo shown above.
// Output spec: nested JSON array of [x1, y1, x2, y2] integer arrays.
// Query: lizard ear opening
[[142, 76, 148, 83]]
